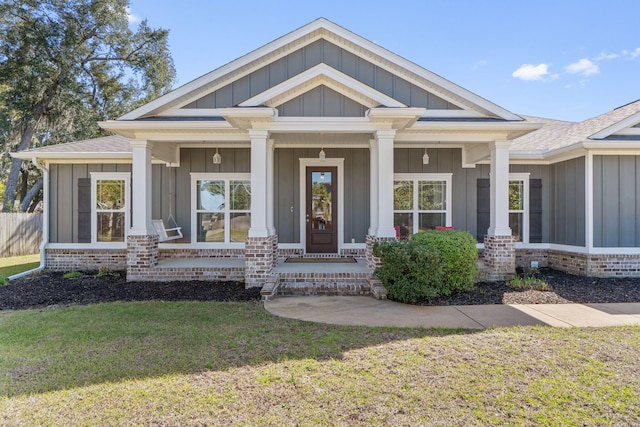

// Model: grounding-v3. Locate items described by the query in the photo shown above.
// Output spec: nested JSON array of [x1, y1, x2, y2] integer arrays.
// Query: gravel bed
[[1, 268, 639, 310]]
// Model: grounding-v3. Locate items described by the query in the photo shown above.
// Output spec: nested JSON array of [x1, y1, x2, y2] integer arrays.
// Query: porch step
[[276, 271, 371, 297]]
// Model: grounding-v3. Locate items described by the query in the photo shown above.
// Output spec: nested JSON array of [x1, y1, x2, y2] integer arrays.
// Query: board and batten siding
[[183, 39, 460, 114], [154, 148, 251, 243], [49, 164, 131, 243], [274, 148, 369, 244], [394, 148, 551, 243], [549, 157, 585, 246], [593, 155, 640, 247]]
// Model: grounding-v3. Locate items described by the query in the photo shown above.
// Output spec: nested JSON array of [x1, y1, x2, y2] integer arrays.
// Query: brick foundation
[[46, 248, 127, 271], [127, 234, 159, 281], [482, 235, 516, 280], [158, 248, 244, 261], [515, 249, 549, 269], [244, 235, 277, 288], [365, 235, 395, 270]]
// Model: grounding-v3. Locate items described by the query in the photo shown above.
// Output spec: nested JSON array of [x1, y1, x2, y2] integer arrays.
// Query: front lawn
[[0, 254, 39, 283], [1, 301, 638, 426]]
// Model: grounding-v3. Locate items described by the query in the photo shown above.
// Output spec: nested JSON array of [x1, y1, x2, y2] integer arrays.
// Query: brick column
[[127, 234, 159, 281], [483, 235, 516, 280], [366, 235, 396, 271], [245, 235, 276, 288]]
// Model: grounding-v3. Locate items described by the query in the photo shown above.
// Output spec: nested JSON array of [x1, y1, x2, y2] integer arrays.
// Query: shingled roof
[[512, 99, 640, 152]]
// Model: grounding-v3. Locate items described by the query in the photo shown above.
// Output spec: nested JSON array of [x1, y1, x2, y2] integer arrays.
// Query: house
[[12, 18, 640, 292]]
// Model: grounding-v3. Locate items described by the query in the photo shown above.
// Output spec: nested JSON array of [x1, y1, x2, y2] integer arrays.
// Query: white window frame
[[393, 173, 453, 235], [190, 173, 251, 246], [90, 172, 130, 245], [509, 173, 530, 244]]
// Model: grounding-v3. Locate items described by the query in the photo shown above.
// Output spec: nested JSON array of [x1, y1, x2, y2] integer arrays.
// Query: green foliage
[[0, 276, 6, 285], [374, 230, 478, 303], [509, 269, 552, 291], [63, 271, 83, 279], [94, 267, 117, 278]]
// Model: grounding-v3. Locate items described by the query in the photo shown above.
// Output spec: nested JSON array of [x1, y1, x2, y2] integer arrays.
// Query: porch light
[[422, 147, 429, 165], [212, 147, 222, 164], [319, 147, 326, 160]]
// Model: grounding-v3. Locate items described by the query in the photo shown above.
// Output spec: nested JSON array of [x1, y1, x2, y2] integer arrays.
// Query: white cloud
[[565, 58, 599, 76], [623, 48, 640, 58], [594, 51, 619, 61], [472, 60, 488, 70], [512, 63, 551, 81], [126, 7, 141, 24]]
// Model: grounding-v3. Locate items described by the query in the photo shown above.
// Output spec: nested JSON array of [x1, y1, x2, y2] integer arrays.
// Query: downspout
[[8, 157, 49, 281]]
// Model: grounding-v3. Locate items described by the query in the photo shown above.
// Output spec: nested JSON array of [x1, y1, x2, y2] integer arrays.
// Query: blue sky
[[128, 0, 640, 122]]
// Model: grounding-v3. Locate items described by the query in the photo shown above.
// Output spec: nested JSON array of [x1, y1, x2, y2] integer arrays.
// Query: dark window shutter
[[476, 178, 490, 243], [529, 179, 543, 243], [78, 178, 91, 243]]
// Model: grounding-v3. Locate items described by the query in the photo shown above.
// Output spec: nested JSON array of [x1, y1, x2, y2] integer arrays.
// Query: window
[[191, 173, 251, 244], [91, 173, 130, 243], [393, 174, 452, 238], [509, 173, 529, 243]]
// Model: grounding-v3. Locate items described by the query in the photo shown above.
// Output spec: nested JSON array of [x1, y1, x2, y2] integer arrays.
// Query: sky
[[127, 0, 640, 122]]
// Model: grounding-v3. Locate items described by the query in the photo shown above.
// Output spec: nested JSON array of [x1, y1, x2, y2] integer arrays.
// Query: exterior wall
[[184, 39, 460, 112], [593, 155, 640, 247], [279, 86, 367, 117], [274, 147, 369, 244], [49, 163, 131, 243], [549, 157, 585, 246], [395, 148, 488, 240], [46, 248, 127, 271], [154, 147, 251, 243], [510, 164, 550, 243]]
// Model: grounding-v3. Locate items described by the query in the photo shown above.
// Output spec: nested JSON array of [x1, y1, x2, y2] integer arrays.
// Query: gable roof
[[11, 135, 131, 160], [118, 18, 522, 121], [512, 100, 640, 152]]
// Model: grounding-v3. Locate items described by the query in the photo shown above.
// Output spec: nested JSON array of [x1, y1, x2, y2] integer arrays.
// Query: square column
[[129, 140, 155, 236], [368, 138, 379, 236], [488, 140, 512, 237], [248, 130, 270, 238], [375, 129, 397, 238], [484, 140, 515, 279]]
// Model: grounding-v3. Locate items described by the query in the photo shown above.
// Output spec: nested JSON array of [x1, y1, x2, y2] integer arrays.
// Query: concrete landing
[[264, 296, 640, 329]]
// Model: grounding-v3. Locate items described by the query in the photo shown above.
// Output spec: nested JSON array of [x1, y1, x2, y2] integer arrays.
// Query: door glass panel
[[311, 171, 333, 230]]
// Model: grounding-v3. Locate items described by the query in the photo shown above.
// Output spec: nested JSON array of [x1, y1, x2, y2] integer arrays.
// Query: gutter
[[8, 157, 49, 281]]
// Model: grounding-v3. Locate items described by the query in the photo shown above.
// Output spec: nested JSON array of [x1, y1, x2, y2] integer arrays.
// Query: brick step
[[277, 274, 371, 297]]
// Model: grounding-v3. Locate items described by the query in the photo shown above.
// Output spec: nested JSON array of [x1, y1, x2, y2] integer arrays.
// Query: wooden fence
[[0, 213, 43, 258]]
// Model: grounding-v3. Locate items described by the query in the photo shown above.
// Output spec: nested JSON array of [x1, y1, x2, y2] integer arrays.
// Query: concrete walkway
[[264, 296, 640, 329]]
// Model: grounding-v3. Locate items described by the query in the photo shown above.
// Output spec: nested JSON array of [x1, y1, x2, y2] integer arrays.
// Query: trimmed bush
[[373, 230, 478, 303]]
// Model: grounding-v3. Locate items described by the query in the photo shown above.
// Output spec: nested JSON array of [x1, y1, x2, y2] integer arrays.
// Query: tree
[[0, 0, 175, 211]]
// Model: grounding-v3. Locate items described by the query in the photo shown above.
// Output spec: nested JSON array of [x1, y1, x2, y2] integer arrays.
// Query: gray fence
[[0, 213, 43, 257]]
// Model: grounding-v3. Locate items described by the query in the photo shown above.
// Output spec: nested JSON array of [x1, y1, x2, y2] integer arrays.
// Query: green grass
[[509, 275, 552, 291], [1, 301, 639, 426], [0, 254, 39, 283]]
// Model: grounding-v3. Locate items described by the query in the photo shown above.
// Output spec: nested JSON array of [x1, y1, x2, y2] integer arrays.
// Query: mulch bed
[[1, 268, 639, 311]]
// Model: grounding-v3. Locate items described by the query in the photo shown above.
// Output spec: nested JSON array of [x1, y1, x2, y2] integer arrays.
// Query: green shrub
[[373, 230, 478, 303], [0, 276, 6, 286], [410, 230, 478, 295], [63, 271, 83, 279]]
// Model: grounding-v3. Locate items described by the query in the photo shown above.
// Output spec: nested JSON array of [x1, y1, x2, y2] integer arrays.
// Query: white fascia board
[[238, 63, 406, 108], [156, 108, 223, 117], [421, 110, 487, 118], [411, 120, 541, 137], [99, 120, 233, 131], [267, 117, 376, 133], [11, 151, 132, 161], [589, 110, 640, 139]]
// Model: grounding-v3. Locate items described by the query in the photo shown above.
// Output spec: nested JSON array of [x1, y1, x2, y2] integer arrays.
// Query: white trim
[[239, 63, 406, 109], [393, 173, 453, 234], [190, 173, 252, 245], [299, 157, 345, 254], [90, 172, 131, 245], [589, 111, 640, 139], [509, 173, 530, 244], [614, 128, 640, 136]]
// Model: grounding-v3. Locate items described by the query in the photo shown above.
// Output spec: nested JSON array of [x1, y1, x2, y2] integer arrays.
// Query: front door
[[306, 166, 338, 253]]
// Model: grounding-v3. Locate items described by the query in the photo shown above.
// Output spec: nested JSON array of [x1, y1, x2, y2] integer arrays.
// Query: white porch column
[[368, 138, 379, 236], [376, 129, 397, 238], [488, 140, 512, 236], [129, 140, 154, 236], [266, 138, 276, 235], [248, 129, 269, 238]]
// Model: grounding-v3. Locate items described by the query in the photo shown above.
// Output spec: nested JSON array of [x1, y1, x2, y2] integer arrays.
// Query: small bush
[[63, 271, 83, 279], [374, 230, 478, 303]]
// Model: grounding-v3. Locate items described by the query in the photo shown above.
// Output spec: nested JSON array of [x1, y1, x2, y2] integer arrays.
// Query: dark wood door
[[306, 166, 337, 253]]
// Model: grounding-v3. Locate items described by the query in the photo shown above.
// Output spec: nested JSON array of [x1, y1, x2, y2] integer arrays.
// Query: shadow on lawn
[[0, 300, 481, 397]]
